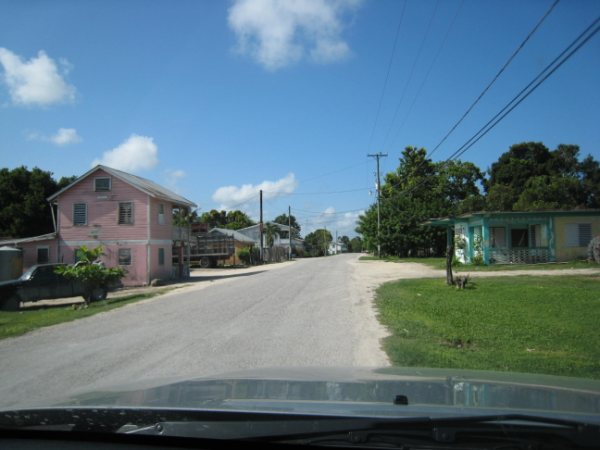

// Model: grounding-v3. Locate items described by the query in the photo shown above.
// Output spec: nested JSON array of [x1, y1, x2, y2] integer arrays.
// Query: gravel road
[[0, 254, 391, 409]]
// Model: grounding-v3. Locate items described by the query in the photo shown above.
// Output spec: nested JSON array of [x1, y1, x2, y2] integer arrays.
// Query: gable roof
[[48, 165, 196, 208]]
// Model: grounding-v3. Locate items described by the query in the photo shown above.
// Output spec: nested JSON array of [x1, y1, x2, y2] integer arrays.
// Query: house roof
[[238, 222, 297, 233], [48, 165, 197, 208], [425, 209, 600, 227], [209, 227, 255, 244], [0, 232, 57, 246]]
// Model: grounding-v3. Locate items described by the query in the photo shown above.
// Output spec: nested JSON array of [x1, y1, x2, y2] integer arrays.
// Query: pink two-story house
[[41, 165, 196, 286]]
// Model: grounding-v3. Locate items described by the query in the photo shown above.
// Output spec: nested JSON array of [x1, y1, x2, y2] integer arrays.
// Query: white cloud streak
[[0, 47, 76, 106], [305, 206, 363, 235], [213, 173, 298, 209], [92, 134, 158, 172], [228, 0, 361, 71], [26, 127, 82, 146]]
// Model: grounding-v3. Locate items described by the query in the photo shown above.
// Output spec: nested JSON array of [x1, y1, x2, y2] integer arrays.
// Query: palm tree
[[263, 223, 279, 261]]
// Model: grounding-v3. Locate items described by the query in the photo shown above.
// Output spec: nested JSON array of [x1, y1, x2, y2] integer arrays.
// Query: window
[[489, 227, 506, 248], [158, 248, 165, 266], [73, 203, 87, 226], [37, 247, 49, 264], [118, 202, 133, 225], [530, 224, 549, 248], [118, 248, 131, 265], [511, 228, 529, 248], [158, 204, 165, 225], [566, 223, 592, 247], [94, 177, 111, 192]]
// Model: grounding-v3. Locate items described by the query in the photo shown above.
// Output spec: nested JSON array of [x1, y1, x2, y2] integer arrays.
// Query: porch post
[[482, 217, 490, 265], [548, 217, 556, 262]]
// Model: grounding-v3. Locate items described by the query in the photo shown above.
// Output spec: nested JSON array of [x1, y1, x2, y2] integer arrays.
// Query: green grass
[[0, 288, 176, 340], [375, 275, 600, 379], [360, 255, 597, 271]]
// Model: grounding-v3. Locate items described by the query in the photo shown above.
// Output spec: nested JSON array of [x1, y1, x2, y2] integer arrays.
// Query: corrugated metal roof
[[209, 228, 256, 244], [48, 165, 197, 208]]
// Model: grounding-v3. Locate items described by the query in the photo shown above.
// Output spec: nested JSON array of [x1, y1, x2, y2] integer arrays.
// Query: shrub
[[237, 247, 252, 265], [588, 235, 600, 264]]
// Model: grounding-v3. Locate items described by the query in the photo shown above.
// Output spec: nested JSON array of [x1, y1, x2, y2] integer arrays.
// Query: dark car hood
[[38, 367, 600, 423], [0, 278, 22, 289]]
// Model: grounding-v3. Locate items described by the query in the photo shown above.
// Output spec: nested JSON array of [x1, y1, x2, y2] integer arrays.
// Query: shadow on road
[[188, 270, 267, 283]]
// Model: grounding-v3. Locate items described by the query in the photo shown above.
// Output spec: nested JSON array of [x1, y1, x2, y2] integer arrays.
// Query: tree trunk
[[446, 243, 454, 286]]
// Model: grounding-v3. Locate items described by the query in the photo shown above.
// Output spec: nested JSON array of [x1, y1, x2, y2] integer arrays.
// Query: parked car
[[0, 263, 109, 311]]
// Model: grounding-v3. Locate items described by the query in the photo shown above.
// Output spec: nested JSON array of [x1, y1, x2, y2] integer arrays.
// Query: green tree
[[273, 213, 301, 238], [199, 209, 254, 229], [357, 146, 484, 257], [304, 229, 332, 257], [349, 236, 363, 253], [55, 246, 126, 305], [0, 167, 76, 238], [485, 142, 599, 210]]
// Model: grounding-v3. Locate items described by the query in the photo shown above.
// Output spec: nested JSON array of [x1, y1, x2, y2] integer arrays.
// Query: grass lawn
[[360, 255, 597, 271], [375, 275, 600, 379], [0, 288, 176, 340]]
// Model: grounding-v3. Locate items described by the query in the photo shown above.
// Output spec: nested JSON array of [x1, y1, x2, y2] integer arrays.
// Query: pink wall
[[17, 238, 58, 270]]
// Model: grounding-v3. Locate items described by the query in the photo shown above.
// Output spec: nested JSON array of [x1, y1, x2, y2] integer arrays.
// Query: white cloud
[[51, 128, 81, 145], [228, 0, 360, 71], [213, 173, 298, 209], [165, 169, 186, 191], [92, 134, 158, 172], [0, 47, 76, 106], [306, 206, 362, 235], [25, 127, 82, 146]]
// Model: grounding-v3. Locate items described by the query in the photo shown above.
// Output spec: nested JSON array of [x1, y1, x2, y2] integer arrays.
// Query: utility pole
[[259, 189, 263, 263], [288, 205, 292, 261], [367, 152, 387, 258]]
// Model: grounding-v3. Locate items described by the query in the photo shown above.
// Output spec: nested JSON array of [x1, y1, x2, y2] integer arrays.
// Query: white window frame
[[118, 202, 134, 225], [118, 248, 132, 266], [94, 177, 112, 192], [73, 203, 87, 226]]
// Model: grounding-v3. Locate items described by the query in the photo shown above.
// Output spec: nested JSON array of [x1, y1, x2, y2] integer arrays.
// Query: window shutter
[[119, 202, 133, 224], [95, 177, 111, 192], [579, 223, 592, 247], [73, 203, 87, 225]]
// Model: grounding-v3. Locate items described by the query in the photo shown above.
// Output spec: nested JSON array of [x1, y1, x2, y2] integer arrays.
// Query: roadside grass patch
[[375, 275, 600, 379], [360, 255, 597, 272], [0, 288, 176, 340]]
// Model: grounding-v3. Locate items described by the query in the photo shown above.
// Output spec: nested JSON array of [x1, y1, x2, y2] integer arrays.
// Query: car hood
[[35, 367, 600, 423]]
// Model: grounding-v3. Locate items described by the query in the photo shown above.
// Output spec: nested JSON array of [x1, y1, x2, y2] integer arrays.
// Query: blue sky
[[1, 0, 599, 237]]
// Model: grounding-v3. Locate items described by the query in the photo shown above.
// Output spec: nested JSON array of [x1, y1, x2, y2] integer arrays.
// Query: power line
[[447, 14, 600, 162], [428, 0, 560, 160], [366, 0, 407, 153], [379, 0, 440, 150], [387, 0, 464, 150]]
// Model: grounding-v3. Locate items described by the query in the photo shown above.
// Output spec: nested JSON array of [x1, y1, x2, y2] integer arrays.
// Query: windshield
[[1, 0, 600, 442]]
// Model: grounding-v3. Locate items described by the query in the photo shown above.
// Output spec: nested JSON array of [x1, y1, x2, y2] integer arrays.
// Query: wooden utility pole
[[367, 152, 387, 258], [288, 205, 292, 261], [259, 189, 263, 263]]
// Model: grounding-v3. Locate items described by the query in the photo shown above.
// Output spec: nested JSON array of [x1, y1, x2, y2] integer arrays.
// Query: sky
[[1, 0, 599, 237]]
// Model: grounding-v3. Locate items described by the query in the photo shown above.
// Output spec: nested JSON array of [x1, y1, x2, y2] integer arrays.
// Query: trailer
[[189, 232, 236, 268]]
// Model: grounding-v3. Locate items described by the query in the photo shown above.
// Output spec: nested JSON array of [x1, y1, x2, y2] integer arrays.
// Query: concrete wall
[[554, 215, 600, 261]]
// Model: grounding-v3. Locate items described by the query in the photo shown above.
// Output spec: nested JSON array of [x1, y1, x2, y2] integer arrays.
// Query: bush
[[237, 247, 252, 265]]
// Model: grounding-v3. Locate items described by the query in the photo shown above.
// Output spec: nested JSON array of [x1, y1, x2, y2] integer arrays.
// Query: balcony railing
[[172, 226, 191, 242], [489, 247, 550, 264]]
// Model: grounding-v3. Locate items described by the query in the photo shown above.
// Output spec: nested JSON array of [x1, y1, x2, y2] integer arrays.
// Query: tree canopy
[[199, 209, 255, 230], [356, 142, 599, 257], [0, 166, 76, 238], [303, 229, 333, 257]]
